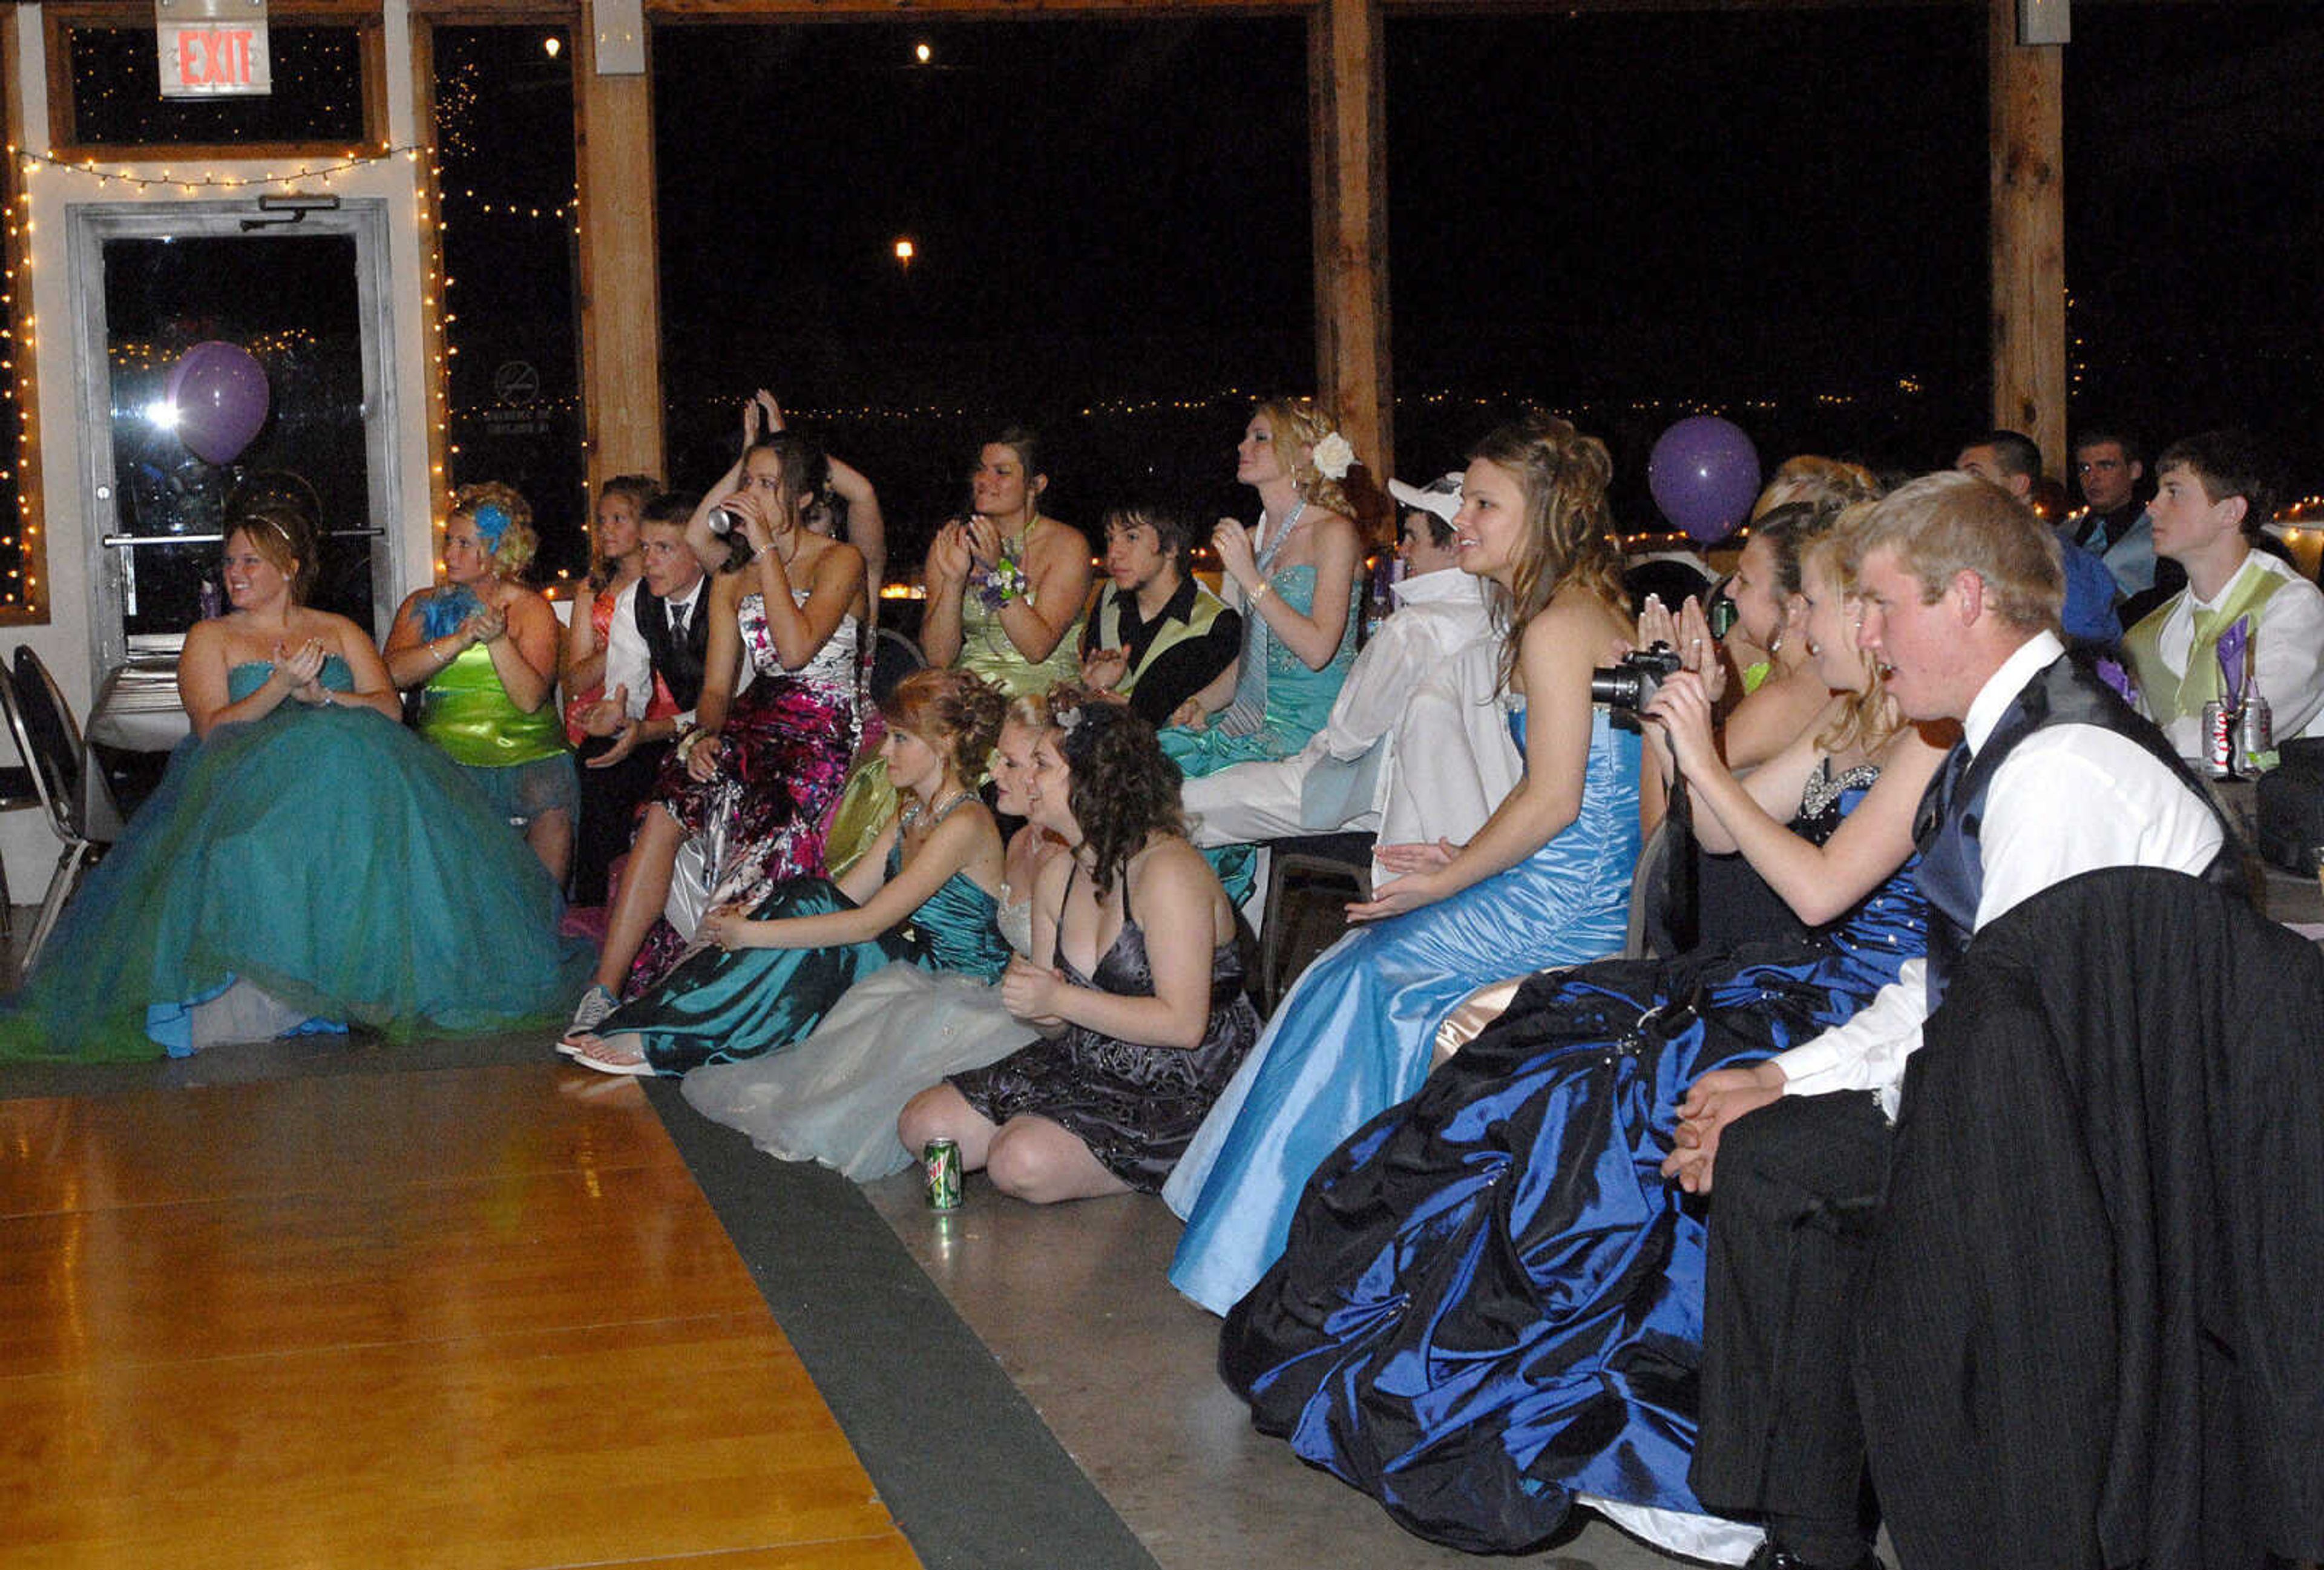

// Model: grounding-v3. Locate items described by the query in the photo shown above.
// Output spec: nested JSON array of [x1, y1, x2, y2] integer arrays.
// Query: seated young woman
[[897, 700, 1260, 1204], [385, 482, 576, 883], [563, 473, 683, 907], [0, 504, 586, 1062], [822, 424, 1091, 878], [565, 667, 1006, 1076], [1217, 511, 1947, 1566], [1165, 412, 1644, 1316], [1642, 495, 1869, 949], [562, 429, 867, 1035], [1158, 399, 1364, 901], [680, 689, 1072, 1178]]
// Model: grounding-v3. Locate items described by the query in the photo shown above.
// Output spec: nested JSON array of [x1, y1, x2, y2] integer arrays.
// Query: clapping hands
[[1080, 646, 1130, 692], [459, 596, 507, 648], [962, 514, 1005, 571], [1637, 594, 1726, 704], [1211, 517, 1258, 589], [927, 522, 974, 586], [272, 637, 329, 703]]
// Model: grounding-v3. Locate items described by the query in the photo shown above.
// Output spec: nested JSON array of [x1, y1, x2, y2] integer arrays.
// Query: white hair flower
[[1310, 432, 1356, 482]]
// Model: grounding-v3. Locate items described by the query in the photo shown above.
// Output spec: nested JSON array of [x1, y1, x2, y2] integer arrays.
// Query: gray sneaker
[[560, 984, 618, 1049]]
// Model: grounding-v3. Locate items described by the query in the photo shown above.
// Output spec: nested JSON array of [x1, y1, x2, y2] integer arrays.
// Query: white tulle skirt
[[680, 962, 1035, 1181]]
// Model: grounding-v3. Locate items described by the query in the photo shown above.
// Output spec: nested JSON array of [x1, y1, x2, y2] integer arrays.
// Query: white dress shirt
[[603, 574, 707, 724], [1181, 568, 1512, 853], [1774, 632, 2225, 1115], [2142, 550, 2324, 759], [1316, 567, 1497, 759]]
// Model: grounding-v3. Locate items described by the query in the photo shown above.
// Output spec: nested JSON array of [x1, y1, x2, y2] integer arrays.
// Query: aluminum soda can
[[924, 1138, 963, 1210], [2201, 701, 2234, 777], [2237, 694, 2274, 771]]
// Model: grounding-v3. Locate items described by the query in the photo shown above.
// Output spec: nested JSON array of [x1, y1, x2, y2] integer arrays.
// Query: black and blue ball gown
[[0, 658, 591, 1062], [1218, 760, 1928, 1563], [1167, 704, 1641, 1315]]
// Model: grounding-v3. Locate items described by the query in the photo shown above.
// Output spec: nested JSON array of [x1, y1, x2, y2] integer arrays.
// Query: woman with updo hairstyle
[[1713, 455, 1885, 689], [0, 501, 588, 1063], [898, 698, 1259, 1204], [560, 423, 868, 1034], [921, 424, 1092, 698], [1167, 410, 1645, 1315], [566, 666, 1003, 1076], [385, 481, 576, 882], [1157, 398, 1365, 897], [819, 424, 1094, 879], [683, 681, 1082, 1179]]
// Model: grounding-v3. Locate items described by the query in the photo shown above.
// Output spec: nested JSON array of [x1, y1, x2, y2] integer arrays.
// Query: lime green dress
[[416, 642, 577, 825]]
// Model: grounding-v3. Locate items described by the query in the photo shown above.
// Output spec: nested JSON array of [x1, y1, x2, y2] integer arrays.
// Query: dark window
[[60, 22, 372, 149], [433, 26, 586, 586]]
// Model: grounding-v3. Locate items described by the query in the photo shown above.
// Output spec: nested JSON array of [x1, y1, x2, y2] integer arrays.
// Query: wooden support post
[[1308, 0, 1392, 508], [576, 2, 666, 491], [1989, 0, 2066, 475]]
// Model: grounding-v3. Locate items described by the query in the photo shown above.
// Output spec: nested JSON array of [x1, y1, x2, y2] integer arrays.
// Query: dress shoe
[[1744, 1545, 1883, 1570]]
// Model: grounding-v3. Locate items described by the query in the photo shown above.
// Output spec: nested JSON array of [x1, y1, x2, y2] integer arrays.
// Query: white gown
[[678, 888, 1037, 1181]]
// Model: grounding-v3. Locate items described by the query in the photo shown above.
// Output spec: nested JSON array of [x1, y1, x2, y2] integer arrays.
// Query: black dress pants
[[570, 735, 672, 907], [1689, 1089, 1891, 1529]]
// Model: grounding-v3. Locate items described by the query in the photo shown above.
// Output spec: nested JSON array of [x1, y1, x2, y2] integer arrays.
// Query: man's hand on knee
[[1662, 1060, 1786, 1194]]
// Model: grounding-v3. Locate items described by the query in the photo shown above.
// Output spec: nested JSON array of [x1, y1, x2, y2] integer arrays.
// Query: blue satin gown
[[1219, 764, 1929, 1559], [0, 658, 589, 1060], [1166, 705, 1642, 1315]]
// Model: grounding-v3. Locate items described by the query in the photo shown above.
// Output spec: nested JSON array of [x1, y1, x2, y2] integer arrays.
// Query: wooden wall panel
[[1989, 0, 2066, 473], [1308, 0, 1393, 505], [575, 0, 667, 489]]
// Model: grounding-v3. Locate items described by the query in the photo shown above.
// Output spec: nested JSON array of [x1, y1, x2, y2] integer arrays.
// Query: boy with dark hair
[[1080, 505, 1241, 728], [2123, 429, 2324, 766]]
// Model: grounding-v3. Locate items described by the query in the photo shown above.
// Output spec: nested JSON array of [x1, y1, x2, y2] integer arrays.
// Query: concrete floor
[[862, 1171, 1699, 1570]]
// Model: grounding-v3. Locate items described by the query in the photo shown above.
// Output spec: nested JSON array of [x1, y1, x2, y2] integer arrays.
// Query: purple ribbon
[[2216, 615, 2251, 707]]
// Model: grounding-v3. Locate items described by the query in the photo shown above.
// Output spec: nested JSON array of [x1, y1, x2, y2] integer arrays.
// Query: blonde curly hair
[[1252, 397, 1356, 521], [450, 481, 538, 577]]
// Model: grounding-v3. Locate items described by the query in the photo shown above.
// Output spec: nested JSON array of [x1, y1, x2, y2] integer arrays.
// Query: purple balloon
[[165, 341, 271, 466], [1647, 416, 1761, 545]]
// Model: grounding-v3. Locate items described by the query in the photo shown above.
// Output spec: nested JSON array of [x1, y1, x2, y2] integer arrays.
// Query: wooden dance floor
[[0, 1063, 919, 1569]]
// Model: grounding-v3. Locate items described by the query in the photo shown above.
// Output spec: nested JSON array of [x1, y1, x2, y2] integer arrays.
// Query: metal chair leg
[[21, 840, 91, 976]]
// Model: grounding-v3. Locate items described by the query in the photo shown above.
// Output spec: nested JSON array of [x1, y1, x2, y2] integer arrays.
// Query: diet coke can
[[2201, 701, 2235, 778]]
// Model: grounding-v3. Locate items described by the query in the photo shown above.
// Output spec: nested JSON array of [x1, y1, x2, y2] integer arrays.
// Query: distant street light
[[894, 238, 916, 269], [543, 34, 561, 57], [915, 41, 933, 64]]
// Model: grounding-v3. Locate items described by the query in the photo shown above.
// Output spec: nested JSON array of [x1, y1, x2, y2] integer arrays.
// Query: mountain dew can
[[924, 1138, 963, 1210]]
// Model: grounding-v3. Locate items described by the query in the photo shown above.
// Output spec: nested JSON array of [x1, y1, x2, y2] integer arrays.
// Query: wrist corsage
[[973, 539, 1031, 612]]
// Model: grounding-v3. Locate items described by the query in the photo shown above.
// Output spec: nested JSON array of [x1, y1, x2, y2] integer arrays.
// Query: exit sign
[[156, 0, 271, 98]]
